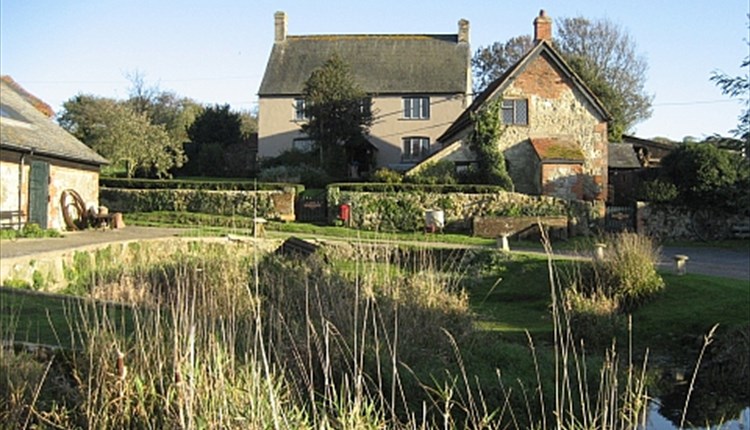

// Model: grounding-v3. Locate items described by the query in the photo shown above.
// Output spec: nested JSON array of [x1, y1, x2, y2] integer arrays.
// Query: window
[[501, 99, 528, 125], [294, 98, 307, 121], [402, 137, 430, 162], [403, 97, 430, 119], [292, 138, 314, 152], [359, 97, 372, 116]]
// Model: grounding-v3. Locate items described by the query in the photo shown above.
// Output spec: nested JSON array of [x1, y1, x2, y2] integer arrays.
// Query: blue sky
[[1, 0, 747, 141]]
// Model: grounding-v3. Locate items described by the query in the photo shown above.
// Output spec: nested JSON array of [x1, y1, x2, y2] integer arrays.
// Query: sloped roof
[[1, 77, 108, 166], [258, 34, 470, 95], [530, 137, 585, 162], [437, 40, 610, 144], [608, 143, 641, 169]]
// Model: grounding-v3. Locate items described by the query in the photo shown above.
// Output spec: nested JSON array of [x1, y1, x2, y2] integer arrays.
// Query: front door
[[28, 160, 49, 228]]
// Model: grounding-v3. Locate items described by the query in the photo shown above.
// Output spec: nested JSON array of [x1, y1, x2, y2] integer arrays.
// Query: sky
[[1, 0, 748, 141]]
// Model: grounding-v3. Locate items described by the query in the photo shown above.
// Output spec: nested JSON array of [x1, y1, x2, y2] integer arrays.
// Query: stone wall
[[500, 52, 608, 201], [330, 186, 603, 235], [636, 202, 749, 241], [49, 163, 99, 230]]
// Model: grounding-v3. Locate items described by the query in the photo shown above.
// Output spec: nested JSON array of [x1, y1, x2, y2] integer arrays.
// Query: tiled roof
[[1, 77, 109, 166], [530, 137, 585, 162], [437, 40, 610, 144], [259, 34, 470, 95], [608, 143, 641, 169]]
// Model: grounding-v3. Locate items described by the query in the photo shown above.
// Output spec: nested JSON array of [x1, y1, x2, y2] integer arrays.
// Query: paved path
[[0, 226, 184, 259], [1, 227, 748, 281]]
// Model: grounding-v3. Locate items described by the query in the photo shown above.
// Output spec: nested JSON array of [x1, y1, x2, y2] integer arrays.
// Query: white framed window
[[294, 98, 307, 121], [403, 97, 430, 119], [502, 99, 528, 125], [402, 137, 430, 162], [292, 138, 314, 152]]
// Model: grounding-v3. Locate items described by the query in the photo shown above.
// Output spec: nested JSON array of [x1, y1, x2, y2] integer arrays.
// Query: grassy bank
[[1, 238, 747, 428]]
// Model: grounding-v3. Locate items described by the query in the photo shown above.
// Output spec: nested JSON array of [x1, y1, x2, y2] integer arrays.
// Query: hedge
[[100, 177, 304, 193], [99, 188, 286, 219], [329, 182, 510, 194]]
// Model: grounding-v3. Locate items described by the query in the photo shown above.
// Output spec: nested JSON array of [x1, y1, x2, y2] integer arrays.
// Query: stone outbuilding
[[1, 76, 109, 230], [409, 10, 610, 202]]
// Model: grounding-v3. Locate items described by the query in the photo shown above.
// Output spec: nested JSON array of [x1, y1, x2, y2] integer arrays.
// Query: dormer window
[[502, 99, 528, 125]]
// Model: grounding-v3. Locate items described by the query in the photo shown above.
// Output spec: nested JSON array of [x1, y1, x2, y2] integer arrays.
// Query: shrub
[[637, 179, 679, 203], [371, 167, 403, 183], [596, 232, 665, 310], [407, 160, 458, 185], [259, 165, 331, 188], [563, 286, 624, 350]]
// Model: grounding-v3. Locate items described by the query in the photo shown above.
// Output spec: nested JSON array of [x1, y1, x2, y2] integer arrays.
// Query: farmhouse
[[257, 11, 472, 174], [412, 11, 610, 202], [0, 76, 108, 230]]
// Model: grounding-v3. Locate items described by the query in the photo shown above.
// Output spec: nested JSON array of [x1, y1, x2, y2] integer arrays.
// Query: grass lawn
[[630, 272, 750, 357], [0, 287, 134, 347]]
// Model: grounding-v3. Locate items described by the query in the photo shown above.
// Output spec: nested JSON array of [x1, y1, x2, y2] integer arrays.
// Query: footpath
[[1, 226, 748, 282]]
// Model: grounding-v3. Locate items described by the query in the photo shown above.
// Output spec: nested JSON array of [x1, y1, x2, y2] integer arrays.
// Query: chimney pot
[[274, 11, 287, 42], [533, 9, 552, 42], [458, 19, 469, 43]]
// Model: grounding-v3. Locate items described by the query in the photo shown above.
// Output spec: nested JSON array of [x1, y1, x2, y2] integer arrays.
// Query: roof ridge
[[287, 34, 457, 41], [1, 76, 55, 118]]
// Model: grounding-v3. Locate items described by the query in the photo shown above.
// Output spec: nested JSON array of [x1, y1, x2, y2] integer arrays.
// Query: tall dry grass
[[1, 236, 677, 429]]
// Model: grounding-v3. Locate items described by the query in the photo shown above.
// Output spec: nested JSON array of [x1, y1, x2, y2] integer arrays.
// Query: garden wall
[[329, 185, 603, 236], [100, 188, 296, 220], [636, 202, 749, 241]]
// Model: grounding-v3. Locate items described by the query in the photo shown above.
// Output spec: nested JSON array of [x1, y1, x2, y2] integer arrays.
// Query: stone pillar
[[674, 254, 689, 276], [593, 243, 607, 261], [497, 234, 510, 252]]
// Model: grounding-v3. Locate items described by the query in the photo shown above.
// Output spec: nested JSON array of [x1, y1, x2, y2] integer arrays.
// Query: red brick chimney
[[533, 10, 552, 42]]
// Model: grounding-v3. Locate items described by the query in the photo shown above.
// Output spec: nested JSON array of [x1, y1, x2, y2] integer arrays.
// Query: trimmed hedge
[[100, 177, 303, 193], [330, 182, 509, 194], [99, 188, 287, 219]]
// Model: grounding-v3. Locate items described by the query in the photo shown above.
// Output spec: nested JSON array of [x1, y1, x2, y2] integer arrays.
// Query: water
[[646, 403, 750, 430]]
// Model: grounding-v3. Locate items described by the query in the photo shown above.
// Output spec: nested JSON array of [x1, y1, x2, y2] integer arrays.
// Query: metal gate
[[605, 204, 635, 232], [295, 194, 328, 223]]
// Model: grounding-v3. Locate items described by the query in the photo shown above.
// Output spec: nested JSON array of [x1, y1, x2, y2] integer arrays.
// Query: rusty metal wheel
[[60, 189, 88, 230]]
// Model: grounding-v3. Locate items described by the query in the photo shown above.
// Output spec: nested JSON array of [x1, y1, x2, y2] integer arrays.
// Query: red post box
[[339, 203, 350, 222]]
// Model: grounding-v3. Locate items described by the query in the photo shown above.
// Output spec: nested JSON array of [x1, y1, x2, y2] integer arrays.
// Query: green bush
[[637, 179, 679, 203], [258, 165, 331, 188], [371, 168, 403, 184], [406, 160, 458, 185], [100, 177, 302, 192], [99, 188, 279, 218]]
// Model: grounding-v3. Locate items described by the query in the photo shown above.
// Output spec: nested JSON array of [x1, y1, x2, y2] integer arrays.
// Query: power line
[[652, 99, 737, 107]]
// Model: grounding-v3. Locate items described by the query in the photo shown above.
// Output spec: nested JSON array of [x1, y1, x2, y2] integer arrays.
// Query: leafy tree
[[58, 95, 185, 178], [301, 54, 374, 178], [466, 99, 513, 189], [660, 142, 748, 212], [472, 15, 653, 141], [710, 35, 749, 153], [182, 104, 251, 177], [125, 71, 204, 144], [187, 104, 244, 147], [471, 35, 534, 93]]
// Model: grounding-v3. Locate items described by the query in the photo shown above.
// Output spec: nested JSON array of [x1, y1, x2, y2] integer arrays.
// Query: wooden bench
[[0, 210, 25, 229], [732, 221, 750, 239]]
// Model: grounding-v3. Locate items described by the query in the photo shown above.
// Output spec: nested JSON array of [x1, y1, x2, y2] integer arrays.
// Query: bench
[[0, 210, 25, 229], [732, 221, 750, 239]]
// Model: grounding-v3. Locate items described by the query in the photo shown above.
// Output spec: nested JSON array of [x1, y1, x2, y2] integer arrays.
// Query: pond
[[646, 404, 749, 430]]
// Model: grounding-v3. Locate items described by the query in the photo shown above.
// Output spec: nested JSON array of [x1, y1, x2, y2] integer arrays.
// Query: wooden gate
[[605, 204, 635, 232], [295, 193, 328, 223], [28, 160, 49, 228]]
